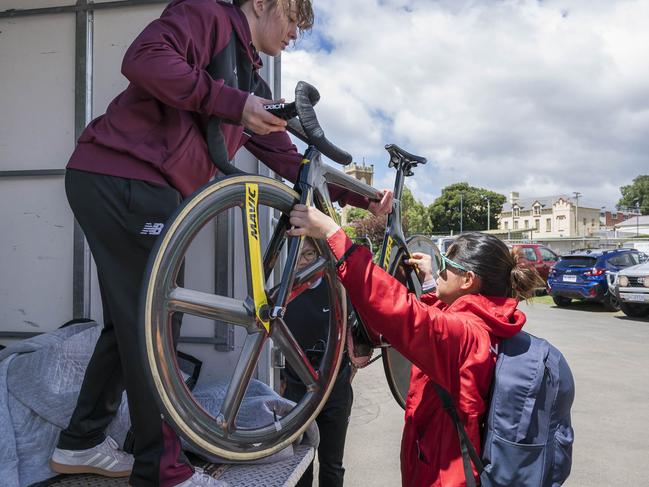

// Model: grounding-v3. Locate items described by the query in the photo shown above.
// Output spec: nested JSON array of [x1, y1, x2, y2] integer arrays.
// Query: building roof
[[502, 195, 601, 212], [615, 215, 649, 228]]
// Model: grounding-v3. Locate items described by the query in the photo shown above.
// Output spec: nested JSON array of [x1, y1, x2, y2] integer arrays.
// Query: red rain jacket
[[327, 230, 525, 486]]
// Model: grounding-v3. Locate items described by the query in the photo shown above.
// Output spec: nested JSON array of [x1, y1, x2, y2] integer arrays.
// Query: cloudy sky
[[281, 0, 649, 209]]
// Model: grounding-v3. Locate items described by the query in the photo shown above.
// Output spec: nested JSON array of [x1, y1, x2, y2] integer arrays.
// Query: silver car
[[608, 261, 649, 318]]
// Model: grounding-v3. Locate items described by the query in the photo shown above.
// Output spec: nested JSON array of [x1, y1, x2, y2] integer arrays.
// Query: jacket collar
[[221, 1, 264, 70]]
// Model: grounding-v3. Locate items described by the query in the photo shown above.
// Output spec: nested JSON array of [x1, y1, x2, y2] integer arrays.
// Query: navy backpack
[[435, 331, 575, 487]]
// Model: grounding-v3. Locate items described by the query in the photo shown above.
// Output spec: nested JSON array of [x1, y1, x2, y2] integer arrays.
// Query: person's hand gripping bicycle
[[287, 190, 394, 239]]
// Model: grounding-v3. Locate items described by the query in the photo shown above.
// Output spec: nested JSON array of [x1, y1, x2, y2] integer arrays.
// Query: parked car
[[547, 248, 643, 310], [434, 236, 456, 254], [608, 262, 649, 317], [510, 244, 559, 282]]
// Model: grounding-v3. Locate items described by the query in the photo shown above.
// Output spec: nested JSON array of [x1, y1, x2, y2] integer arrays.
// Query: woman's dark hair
[[446, 233, 544, 301], [233, 0, 314, 31]]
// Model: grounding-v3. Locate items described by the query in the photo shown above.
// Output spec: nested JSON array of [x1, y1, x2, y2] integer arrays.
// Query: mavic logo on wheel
[[247, 185, 259, 241], [140, 223, 164, 235]]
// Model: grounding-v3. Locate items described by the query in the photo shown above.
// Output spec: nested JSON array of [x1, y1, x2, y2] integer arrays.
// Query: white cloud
[[282, 0, 649, 208]]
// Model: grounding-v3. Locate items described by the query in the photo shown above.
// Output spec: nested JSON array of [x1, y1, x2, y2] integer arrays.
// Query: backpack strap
[[433, 384, 484, 487]]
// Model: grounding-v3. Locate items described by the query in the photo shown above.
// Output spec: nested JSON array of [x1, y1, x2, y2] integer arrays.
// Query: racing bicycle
[[139, 81, 442, 461]]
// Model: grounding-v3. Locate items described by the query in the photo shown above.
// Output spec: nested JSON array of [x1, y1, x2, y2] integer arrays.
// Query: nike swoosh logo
[[322, 308, 330, 313]]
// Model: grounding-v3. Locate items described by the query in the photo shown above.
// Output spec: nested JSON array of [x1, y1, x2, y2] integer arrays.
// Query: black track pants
[[286, 367, 354, 487], [57, 169, 192, 487]]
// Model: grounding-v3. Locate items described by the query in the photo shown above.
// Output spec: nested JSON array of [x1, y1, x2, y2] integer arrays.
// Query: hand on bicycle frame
[[288, 204, 340, 240], [406, 252, 435, 283], [368, 189, 394, 216]]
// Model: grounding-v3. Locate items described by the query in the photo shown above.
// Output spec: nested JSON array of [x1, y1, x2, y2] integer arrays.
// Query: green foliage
[[401, 187, 432, 235], [618, 175, 649, 214], [346, 207, 371, 223], [342, 225, 357, 240], [351, 214, 387, 253], [428, 182, 506, 233]]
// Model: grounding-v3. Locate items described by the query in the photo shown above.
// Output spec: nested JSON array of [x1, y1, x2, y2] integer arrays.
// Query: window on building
[[533, 205, 541, 216], [504, 221, 509, 229], [514, 220, 519, 230], [557, 215, 566, 231], [535, 219, 540, 230], [546, 218, 551, 232], [524, 220, 529, 229], [583, 218, 587, 226], [591, 218, 595, 227], [513, 206, 520, 217]]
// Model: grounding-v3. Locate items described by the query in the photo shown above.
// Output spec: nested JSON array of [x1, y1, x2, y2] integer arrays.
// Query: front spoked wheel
[[382, 235, 441, 409], [140, 175, 346, 460]]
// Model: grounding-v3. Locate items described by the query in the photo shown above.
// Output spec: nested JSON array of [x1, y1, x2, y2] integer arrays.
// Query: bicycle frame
[[259, 142, 423, 345]]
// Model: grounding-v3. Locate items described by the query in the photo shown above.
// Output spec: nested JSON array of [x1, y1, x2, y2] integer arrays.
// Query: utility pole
[[460, 192, 464, 234], [637, 201, 641, 237], [483, 196, 491, 231], [573, 191, 582, 237]]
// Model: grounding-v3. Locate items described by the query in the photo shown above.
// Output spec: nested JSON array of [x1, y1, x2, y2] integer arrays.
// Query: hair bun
[[508, 248, 544, 301]]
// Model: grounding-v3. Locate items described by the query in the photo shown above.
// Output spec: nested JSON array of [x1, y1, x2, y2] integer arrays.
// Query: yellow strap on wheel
[[245, 183, 270, 332]]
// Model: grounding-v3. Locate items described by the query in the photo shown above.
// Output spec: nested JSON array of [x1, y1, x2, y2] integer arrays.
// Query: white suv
[[608, 262, 649, 318]]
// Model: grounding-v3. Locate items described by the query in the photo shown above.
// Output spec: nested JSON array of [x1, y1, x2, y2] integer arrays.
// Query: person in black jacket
[[282, 238, 354, 487]]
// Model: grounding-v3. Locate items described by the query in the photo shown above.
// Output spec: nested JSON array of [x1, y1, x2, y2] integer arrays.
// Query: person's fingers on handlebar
[[242, 94, 287, 135], [368, 189, 394, 216]]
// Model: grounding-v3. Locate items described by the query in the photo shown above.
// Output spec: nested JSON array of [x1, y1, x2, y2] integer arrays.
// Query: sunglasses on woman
[[439, 254, 469, 274]]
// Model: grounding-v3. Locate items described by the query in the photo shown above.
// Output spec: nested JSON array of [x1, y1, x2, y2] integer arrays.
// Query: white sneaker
[[174, 468, 228, 486], [50, 436, 134, 478]]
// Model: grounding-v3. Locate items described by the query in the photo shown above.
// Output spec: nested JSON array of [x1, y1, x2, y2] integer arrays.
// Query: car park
[[510, 243, 559, 282], [608, 262, 649, 317], [547, 248, 643, 310], [434, 236, 456, 254]]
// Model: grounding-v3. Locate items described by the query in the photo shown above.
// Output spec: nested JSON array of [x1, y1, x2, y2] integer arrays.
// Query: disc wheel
[[140, 175, 346, 461], [382, 235, 441, 409]]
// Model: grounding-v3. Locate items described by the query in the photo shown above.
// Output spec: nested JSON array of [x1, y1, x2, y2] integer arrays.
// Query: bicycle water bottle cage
[[385, 144, 427, 176]]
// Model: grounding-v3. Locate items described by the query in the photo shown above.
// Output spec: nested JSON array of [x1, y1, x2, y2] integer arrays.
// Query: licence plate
[[623, 293, 649, 303], [562, 275, 577, 283]]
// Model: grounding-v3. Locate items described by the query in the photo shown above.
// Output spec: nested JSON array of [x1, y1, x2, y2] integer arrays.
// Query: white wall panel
[[0, 14, 76, 170], [0, 178, 74, 333], [92, 5, 165, 115], [0, 0, 74, 10]]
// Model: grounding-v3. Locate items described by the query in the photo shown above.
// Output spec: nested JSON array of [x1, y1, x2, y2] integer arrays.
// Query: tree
[[345, 206, 371, 223], [429, 183, 506, 234], [401, 187, 433, 236], [351, 214, 387, 255], [617, 175, 649, 214]]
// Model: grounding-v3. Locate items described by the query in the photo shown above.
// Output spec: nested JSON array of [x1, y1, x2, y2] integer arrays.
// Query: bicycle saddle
[[385, 144, 427, 167]]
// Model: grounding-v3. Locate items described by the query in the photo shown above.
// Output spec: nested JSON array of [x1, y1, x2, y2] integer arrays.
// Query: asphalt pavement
[[335, 300, 649, 487]]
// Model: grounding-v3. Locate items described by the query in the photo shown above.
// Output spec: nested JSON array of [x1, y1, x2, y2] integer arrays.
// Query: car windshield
[[555, 256, 597, 269]]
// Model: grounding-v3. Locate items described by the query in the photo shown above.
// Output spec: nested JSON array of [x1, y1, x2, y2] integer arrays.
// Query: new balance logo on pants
[[140, 223, 164, 235]]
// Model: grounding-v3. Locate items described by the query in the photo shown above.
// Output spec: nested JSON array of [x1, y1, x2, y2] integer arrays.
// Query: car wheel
[[620, 302, 649, 318], [552, 296, 572, 307], [602, 293, 621, 312]]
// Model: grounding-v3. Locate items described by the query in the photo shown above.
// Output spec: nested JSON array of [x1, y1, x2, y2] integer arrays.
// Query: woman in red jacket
[[288, 205, 543, 487]]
